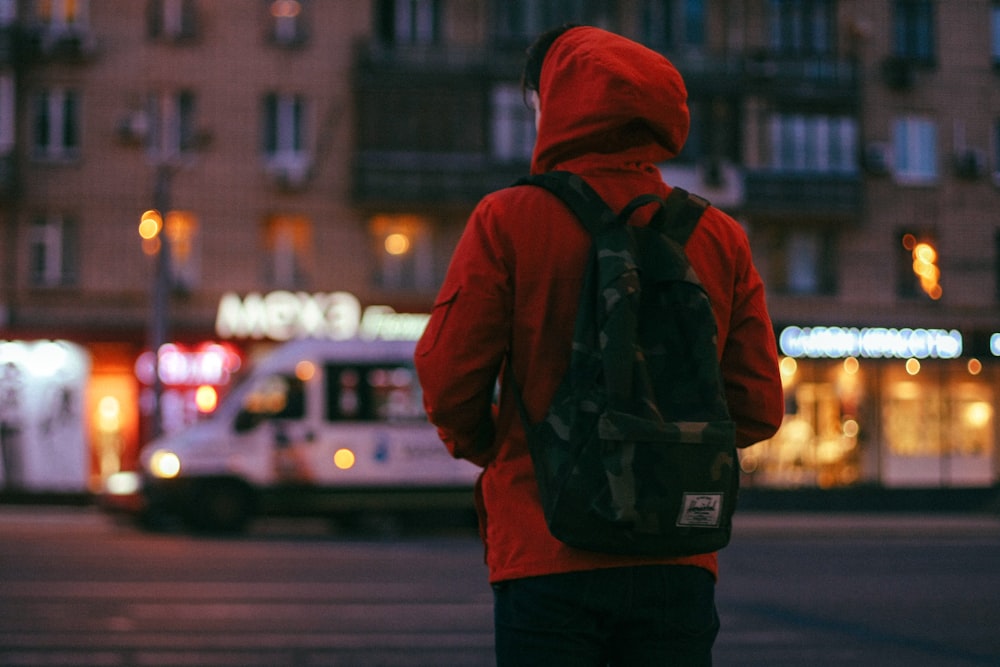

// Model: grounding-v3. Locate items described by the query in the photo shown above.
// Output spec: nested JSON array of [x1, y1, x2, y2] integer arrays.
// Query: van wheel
[[192, 481, 253, 533]]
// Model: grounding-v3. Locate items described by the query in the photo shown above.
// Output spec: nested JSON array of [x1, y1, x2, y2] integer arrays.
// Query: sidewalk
[[733, 510, 1000, 538]]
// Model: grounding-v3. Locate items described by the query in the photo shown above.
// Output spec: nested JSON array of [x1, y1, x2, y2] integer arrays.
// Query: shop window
[[892, 116, 938, 184], [32, 87, 80, 161], [767, 113, 858, 174], [147, 0, 197, 41], [892, 0, 935, 64], [491, 83, 535, 162], [881, 362, 994, 487], [370, 214, 435, 291], [267, 0, 307, 46], [264, 215, 312, 289], [28, 214, 78, 287], [743, 356, 865, 488]]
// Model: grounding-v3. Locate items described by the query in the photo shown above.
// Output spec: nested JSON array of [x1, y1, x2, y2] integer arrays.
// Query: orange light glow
[[195, 385, 218, 413]]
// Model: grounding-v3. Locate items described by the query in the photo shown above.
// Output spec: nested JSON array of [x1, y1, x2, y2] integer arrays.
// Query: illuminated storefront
[[742, 325, 998, 490], [0, 340, 90, 493]]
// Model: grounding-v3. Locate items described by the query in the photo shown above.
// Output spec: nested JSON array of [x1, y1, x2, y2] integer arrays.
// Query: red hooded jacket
[[415, 27, 784, 583]]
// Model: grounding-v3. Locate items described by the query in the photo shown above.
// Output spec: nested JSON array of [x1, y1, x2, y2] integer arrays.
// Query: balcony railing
[[742, 53, 859, 103], [744, 170, 863, 221], [353, 151, 528, 206]]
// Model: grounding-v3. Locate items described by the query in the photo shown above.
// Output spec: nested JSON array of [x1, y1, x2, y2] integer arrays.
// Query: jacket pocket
[[415, 286, 460, 357]]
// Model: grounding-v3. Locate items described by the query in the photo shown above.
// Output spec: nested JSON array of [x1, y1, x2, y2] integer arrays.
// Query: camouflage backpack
[[510, 171, 738, 557]]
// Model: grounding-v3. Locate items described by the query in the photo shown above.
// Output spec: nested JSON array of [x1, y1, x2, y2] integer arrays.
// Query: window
[[263, 93, 309, 179], [325, 364, 425, 422], [164, 210, 199, 290], [28, 215, 78, 287], [678, 97, 740, 168], [34, 0, 88, 34], [993, 2, 1000, 67], [0, 0, 17, 25], [268, 0, 306, 46], [147, 0, 197, 41], [377, 0, 439, 46], [768, 0, 835, 56], [893, 116, 937, 183], [770, 228, 836, 295], [767, 113, 858, 173], [491, 83, 535, 162], [264, 215, 312, 288], [893, 0, 934, 63], [236, 373, 306, 432], [493, 0, 611, 45], [370, 214, 435, 291], [0, 74, 14, 155], [145, 90, 198, 159], [32, 88, 80, 161], [640, 0, 706, 51]]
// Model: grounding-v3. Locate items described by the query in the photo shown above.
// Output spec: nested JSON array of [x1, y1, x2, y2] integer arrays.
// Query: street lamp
[[137, 167, 173, 440]]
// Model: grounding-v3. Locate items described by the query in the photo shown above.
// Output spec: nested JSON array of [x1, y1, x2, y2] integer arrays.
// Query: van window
[[325, 364, 425, 422], [235, 373, 305, 431]]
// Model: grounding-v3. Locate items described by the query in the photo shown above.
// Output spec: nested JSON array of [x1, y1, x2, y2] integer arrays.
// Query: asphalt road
[[0, 506, 998, 666]]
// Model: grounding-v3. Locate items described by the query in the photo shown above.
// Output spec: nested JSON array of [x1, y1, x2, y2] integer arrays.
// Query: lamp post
[[149, 165, 172, 439], [138, 165, 173, 441]]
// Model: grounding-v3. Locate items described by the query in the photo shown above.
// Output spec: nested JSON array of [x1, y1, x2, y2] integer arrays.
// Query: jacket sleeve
[[414, 197, 512, 467], [721, 238, 785, 449]]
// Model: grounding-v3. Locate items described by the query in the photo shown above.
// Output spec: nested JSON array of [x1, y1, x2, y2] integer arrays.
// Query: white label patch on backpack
[[676, 493, 724, 527]]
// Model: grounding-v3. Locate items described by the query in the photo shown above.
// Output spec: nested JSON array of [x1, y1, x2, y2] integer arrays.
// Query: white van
[[103, 338, 479, 532]]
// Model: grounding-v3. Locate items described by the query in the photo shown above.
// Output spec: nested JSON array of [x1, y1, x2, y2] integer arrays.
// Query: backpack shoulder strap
[[647, 187, 710, 246], [515, 173, 710, 245], [513, 171, 616, 236]]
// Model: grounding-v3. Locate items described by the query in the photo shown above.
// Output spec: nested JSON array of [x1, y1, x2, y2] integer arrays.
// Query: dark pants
[[493, 565, 719, 667]]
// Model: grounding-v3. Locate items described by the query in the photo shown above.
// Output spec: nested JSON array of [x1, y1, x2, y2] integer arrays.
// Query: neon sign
[[214, 291, 430, 342], [779, 326, 963, 360]]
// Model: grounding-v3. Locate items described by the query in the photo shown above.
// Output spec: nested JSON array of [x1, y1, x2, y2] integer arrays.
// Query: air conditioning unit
[[953, 149, 986, 180], [863, 142, 891, 175], [116, 111, 150, 146]]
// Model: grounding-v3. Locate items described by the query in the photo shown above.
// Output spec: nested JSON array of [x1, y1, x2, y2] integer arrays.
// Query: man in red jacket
[[415, 25, 784, 666]]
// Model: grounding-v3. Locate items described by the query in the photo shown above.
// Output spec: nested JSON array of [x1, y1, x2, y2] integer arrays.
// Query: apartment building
[[0, 0, 997, 497]]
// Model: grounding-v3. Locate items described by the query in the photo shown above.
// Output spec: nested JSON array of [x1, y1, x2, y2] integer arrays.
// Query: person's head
[[521, 24, 579, 126], [521, 26, 690, 172]]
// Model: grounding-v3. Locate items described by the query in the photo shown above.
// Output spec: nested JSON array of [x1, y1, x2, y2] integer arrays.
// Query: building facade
[[0, 0, 997, 496]]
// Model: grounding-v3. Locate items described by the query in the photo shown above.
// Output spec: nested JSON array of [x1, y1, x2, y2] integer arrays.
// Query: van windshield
[[325, 364, 427, 422]]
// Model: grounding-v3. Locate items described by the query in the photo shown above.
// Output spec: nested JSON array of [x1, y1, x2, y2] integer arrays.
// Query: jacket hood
[[531, 26, 690, 174]]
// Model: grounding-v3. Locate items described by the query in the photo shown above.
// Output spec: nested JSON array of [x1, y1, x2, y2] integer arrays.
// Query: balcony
[[352, 39, 529, 206], [744, 171, 863, 222], [743, 53, 859, 105], [353, 151, 528, 206]]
